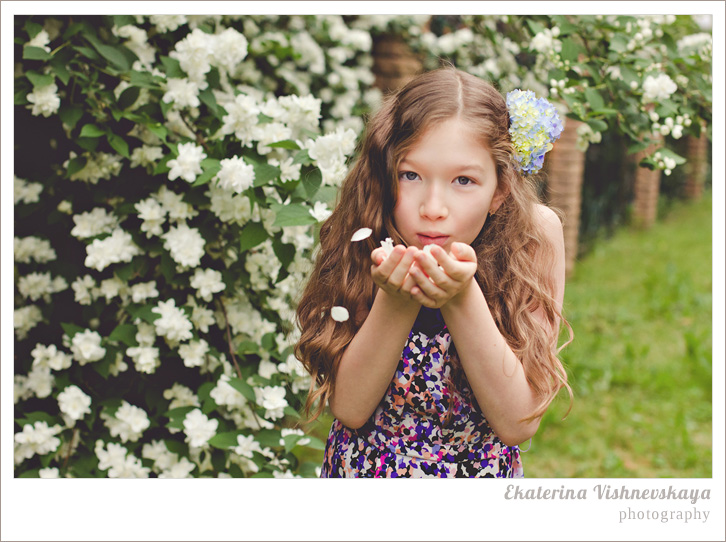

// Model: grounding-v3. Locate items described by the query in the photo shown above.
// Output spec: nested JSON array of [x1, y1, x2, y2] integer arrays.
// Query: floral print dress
[[321, 307, 523, 478]]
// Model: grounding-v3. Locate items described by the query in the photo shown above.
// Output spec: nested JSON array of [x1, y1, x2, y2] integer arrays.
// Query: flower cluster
[[506, 89, 563, 174]]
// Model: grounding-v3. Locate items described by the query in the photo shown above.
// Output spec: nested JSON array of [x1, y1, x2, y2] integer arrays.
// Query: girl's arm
[[328, 245, 422, 429], [409, 205, 566, 446]]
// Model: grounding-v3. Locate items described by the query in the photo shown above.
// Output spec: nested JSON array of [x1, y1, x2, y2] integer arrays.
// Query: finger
[[387, 246, 419, 287], [409, 264, 446, 299], [451, 241, 477, 263], [370, 247, 386, 266], [415, 249, 452, 286], [373, 244, 406, 276], [428, 244, 474, 282]]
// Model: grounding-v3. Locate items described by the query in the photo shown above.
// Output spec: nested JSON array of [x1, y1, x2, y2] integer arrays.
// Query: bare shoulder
[[533, 203, 564, 234]]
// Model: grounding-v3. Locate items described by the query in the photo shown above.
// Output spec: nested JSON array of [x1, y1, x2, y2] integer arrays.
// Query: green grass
[[296, 194, 713, 477], [528, 193, 712, 477]]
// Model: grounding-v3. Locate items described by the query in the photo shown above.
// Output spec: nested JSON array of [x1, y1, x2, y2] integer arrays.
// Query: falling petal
[[380, 238, 394, 257], [331, 306, 349, 322], [351, 228, 372, 242]]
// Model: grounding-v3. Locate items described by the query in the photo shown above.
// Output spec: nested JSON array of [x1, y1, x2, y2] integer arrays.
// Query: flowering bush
[[13, 14, 373, 478]]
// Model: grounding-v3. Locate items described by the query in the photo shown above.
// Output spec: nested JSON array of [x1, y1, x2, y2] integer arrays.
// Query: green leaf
[[153, 154, 172, 175], [236, 340, 260, 355], [66, 156, 87, 177], [14, 86, 30, 105], [60, 107, 84, 130], [18, 469, 40, 478], [164, 406, 196, 430], [146, 123, 168, 142], [293, 149, 312, 165], [255, 429, 282, 449], [160, 56, 184, 78], [16, 411, 58, 427], [272, 239, 296, 269], [590, 108, 619, 118], [525, 19, 546, 36], [559, 38, 582, 62], [239, 221, 269, 252], [107, 133, 130, 158], [608, 35, 628, 54], [626, 140, 651, 155], [94, 43, 130, 71], [208, 431, 245, 450], [655, 147, 687, 166], [118, 86, 140, 110], [303, 436, 326, 451], [267, 140, 301, 151], [24, 20, 44, 39], [73, 45, 100, 61], [301, 167, 322, 199], [60, 322, 84, 338], [25, 70, 54, 88], [49, 57, 71, 86], [23, 46, 51, 61], [129, 70, 161, 89], [77, 137, 99, 153], [271, 202, 317, 228], [113, 15, 138, 28], [79, 124, 106, 138], [192, 158, 221, 187], [251, 161, 281, 187], [126, 303, 161, 324], [108, 324, 138, 347], [62, 22, 85, 41], [283, 434, 304, 453], [199, 88, 221, 117], [283, 405, 301, 419], [227, 377, 256, 403], [586, 118, 608, 132], [584, 88, 605, 111]]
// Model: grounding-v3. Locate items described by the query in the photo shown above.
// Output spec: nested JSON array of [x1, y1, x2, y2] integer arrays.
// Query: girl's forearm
[[329, 290, 421, 429], [440, 279, 541, 446]]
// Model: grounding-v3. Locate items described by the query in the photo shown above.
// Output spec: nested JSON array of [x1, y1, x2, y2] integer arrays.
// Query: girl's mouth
[[417, 234, 449, 247]]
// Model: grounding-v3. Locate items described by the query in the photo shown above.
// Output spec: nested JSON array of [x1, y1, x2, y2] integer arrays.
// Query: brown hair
[[294, 67, 572, 425]]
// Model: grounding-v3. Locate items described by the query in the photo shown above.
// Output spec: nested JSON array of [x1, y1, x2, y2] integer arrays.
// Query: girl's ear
[[489, 185, 509, 215]]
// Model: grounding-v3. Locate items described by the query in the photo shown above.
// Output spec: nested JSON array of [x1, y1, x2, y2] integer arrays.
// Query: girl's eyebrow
[[399, 159, 487, 175]]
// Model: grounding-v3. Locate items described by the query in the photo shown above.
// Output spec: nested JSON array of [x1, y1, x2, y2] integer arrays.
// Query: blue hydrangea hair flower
[[506, 89, 564, 175]]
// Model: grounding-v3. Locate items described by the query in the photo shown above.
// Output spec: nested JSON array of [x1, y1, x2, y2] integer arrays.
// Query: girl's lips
[[417, 234, 449, 247]]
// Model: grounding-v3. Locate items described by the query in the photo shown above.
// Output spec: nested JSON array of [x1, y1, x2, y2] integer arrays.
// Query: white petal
[[351, 228, 372, 242], [380, 238, 394, 257], [330, 306, 349, 322], [422, 244, 433, 255]]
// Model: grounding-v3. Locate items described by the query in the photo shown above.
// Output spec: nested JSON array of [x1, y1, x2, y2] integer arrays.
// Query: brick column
[[684, 127, 709, 199], [632, 135, 663, 229], [545, 118, 586, 277], [372, 34, 423, 94]]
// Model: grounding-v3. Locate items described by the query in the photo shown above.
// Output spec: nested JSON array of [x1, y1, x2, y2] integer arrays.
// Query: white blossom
[[14, 305, 43, 339], [151, 299, 194, 343], [167, 142, 206, 183], [130, 145, 164, 170], [27, 84, 61, 117], [179, 339, 209, 368], [27, 29, 51, 51], [170, 28, 215, 86], [183, 408, 218, 448], [14, 421, 62, 464], [159, 457, 196, 478], [220, 93, 260, 146], [642, 73, 677, 102], [71, 274, 97, 305], [234, 434, 263, 458], [302, 127, 356, 186], [280, 428, 311, 447], [95, 440, 150, 478], [126, 345, 161, 374], [190, 268, 225, 301], [254, 385, 288, 420], [163, 77, 201, 109], [102, 401, 150, 443], [162, 223, 206, 268], [14, 236, 56, 264], [163, 383, 200, 409], [26, 365, 54, 398], [14, 176, 43, 205], [39, 467, 60, 478], [149, 15, 187, 33], [17, 272, 67, 302], [85, 228, 142, 271], [130, 281, 159, 303], [65, 151, 123, 184], [70, 329, 106, 365], [71, 207, 119, 239], [309, 201, 332, 222], [57, 385, 92, 423], [216, 156, 256, 193], [210, 373, 246, 409], [31, 343, 73, 371], [212, 27, 249, 73]]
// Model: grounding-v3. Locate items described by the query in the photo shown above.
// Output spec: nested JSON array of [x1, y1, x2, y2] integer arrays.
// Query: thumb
[[452, 242, 476, 262]]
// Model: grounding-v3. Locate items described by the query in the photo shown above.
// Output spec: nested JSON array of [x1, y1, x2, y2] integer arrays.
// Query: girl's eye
[[400, 171, 419, 181], [455, 176, 474, 186]]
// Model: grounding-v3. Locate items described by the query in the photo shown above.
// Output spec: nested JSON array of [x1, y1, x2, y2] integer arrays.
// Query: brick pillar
[[545, 119, 586, 277], [372, 34, 423, 94], [684, 128, 709, 199], [632, 136, 663, 229]]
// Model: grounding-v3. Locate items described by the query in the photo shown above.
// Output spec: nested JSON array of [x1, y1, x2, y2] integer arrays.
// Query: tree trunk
[[545, 118, 586, 278], [684, 128, 709, 199], [632, 136, 663, 229], [371, 34, 423, 94]]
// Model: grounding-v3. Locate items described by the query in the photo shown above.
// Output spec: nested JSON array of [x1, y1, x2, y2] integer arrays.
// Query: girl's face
[[393, 117, 504, 251]]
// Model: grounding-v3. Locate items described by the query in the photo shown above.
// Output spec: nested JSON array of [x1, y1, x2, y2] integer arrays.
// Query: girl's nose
[[419, 184, 449, 220]]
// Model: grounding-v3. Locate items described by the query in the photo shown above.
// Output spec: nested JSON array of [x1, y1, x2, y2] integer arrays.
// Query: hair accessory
[[506, 89, 564, 175]]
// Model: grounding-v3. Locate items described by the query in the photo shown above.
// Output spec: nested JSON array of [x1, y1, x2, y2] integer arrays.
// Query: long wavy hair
[[295, 67, 573, 426]]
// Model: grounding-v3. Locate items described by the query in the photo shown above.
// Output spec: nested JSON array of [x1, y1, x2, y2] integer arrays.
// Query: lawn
[[296, 193, 713, 477]]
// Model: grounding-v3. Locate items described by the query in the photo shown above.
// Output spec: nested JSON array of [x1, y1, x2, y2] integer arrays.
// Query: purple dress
[[320, 307, 524, 478]]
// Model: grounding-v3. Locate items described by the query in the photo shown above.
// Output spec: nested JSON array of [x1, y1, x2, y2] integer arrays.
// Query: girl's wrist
[[446, 277, 481, 309]]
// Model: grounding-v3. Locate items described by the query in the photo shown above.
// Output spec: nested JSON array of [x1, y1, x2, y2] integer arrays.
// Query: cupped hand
[[407, 242, 478, 308], [370, 244, 421, 303]]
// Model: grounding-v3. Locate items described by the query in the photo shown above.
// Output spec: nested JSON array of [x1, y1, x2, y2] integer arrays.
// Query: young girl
[[295, 67, 572, 478]]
